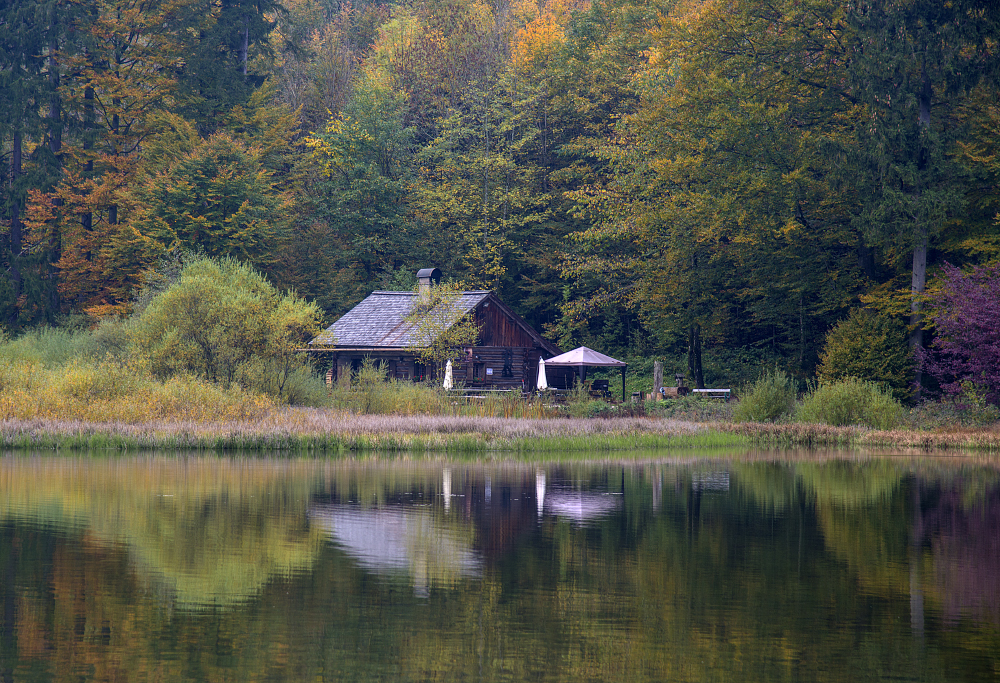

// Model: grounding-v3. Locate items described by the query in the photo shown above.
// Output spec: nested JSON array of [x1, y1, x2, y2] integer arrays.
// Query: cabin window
[[472, 363, 485, 382], [414, 360, 427, 382]]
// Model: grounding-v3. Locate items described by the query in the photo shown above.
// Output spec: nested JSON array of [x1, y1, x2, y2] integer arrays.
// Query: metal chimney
[[416, 268, 442, 297]]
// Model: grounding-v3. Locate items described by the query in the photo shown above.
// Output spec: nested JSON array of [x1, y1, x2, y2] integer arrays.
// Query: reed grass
[[0, 359, 274, 423], [3, 407, 997, 454], [713, 420, 1000, 450], [2, 333, 996, 454], [0, 410, 722, 453]]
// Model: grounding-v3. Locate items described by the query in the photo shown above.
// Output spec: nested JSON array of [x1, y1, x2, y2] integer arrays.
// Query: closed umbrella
[[537, 357, 548, 391], [443, 359, 454, 390]]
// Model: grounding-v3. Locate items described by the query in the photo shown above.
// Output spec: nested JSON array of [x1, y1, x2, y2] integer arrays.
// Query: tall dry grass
[[327, 366, 553, 419], [0, 409, 716, 452], [714, 420, 1000, 451], [0, 359, 274, 423]]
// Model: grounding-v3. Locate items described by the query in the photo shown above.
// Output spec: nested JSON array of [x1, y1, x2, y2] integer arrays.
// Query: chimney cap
[[416, 268, 442, 282]]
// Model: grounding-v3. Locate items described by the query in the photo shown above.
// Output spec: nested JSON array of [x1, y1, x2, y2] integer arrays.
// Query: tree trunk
[[8, 129, 23, 327], [909, 63, 933, 399], [48, 33, 61, 158], [47, 34, 63, 315], [909, 224, 928, 398], [241, 15, 250, 76], [688, 323, 704, 389]]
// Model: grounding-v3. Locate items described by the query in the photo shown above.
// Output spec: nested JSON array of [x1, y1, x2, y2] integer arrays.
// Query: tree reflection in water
[[0, 452, 998, 682]]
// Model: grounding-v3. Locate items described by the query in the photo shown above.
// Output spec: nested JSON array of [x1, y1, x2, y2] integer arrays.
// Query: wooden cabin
[[309, 269, 572, 391]]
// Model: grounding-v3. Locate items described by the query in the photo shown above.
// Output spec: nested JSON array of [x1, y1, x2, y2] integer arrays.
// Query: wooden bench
[[449, 388, 515, 402], [691, 388, 731, 401]]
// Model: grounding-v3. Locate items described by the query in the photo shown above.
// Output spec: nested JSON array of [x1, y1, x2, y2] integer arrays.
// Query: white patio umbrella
[[536, 357, 548, 391], [442, 359, 454, 390]]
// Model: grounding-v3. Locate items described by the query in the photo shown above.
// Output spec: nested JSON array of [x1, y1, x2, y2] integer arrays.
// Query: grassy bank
[[0, 411, 732, 453], [1, 408, 998, 454], [713, 421, 1000, 451]]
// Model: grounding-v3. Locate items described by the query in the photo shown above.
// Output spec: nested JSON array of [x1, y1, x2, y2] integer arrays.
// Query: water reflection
[[0, 451, 998, 682], [310, 505, 482, 594]]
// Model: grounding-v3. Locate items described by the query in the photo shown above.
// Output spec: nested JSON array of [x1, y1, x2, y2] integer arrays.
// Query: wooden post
[[653, 361, 663, 399]]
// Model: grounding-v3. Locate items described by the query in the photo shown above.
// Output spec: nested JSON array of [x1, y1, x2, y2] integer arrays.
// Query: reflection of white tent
[[536, 357, 548, 391], [544, 346, 627, 401], [543, 491, 621, 523]]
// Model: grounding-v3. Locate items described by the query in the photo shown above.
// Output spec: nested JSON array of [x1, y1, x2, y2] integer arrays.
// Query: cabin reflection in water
[[309, 467, 623, 594], [308, 505, 482, 597]]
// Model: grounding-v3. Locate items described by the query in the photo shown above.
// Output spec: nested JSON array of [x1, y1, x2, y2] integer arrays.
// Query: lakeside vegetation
[[3, 0, 999, 404], [1, 306, 997, 454], [0, 254, 993, 455]]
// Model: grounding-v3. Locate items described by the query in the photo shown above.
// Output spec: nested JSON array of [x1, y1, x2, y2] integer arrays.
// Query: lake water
[[1, 450, 998, 682]]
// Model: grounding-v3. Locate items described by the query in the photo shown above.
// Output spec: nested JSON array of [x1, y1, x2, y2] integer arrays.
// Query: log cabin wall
[[323, 347, 576, 391], [473, 301, 539, 348], [458, 346, 526, 391]]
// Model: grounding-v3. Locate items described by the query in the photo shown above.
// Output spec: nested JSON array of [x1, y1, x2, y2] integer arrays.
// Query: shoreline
[[0, 409, 998, 454]]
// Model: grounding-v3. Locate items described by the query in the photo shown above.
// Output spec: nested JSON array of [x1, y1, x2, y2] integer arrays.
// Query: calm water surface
[[1, 451, 998, 682]]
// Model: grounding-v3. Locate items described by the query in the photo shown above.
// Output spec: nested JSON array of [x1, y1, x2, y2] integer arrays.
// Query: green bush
[[796, 377, 904, 429], [647, 394, 734, 422], [733, 369, 797, 422], [234, 357, 329, 406], [126, 256, 322, 396], [817, 309, 914, 403], [0, 326, 96, 367]]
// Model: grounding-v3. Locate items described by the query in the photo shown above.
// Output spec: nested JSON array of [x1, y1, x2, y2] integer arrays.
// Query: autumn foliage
[[921, 263, 1000, 404], [1, 0, 999, 397]]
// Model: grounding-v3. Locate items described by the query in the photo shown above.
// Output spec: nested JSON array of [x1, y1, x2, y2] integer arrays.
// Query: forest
[[1, 0, 998, 394]]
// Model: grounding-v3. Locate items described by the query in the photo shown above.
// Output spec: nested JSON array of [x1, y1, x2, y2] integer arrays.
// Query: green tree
[[126, 255, 321, 392], [817, 309, 915, 403], [294, 72, 417, 313], [403, 280, 481, 365], [130, 131, 290, 263], [836, 0, 1000, 394]]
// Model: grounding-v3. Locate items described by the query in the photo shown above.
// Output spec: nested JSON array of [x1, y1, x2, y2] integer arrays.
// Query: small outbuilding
[[309, 269, 570, 391]]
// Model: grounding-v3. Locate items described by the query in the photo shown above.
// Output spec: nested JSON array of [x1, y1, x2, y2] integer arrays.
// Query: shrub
[[733, 369, 797, 422], [126, 256, 322, 397], [817, 309, 914, 403], [796, 377, 904, 429], [0, 358, 273, 422], [647, 394, 735, 422], [0, 326, 96, 367]]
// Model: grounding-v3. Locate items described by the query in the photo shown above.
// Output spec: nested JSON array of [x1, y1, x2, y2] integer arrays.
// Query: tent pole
[[622, 366, 626, 403]]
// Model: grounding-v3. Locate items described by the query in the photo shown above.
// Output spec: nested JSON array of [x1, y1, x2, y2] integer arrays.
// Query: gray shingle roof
[[310, 291, 491, 348]]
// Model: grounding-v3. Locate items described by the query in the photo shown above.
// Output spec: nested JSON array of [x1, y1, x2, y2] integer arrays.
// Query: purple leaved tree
[[920, 263, 1000, 404]]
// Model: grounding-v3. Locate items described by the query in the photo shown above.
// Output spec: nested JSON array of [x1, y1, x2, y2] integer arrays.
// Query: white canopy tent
[[543, 346, 628, 402]]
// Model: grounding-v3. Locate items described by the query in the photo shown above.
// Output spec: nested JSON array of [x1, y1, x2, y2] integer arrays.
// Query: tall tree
[[24, 0, 194, 315], [838, 0, 1000, 394], [0, 0, 73, 326], [179, 0, 286, 124]]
